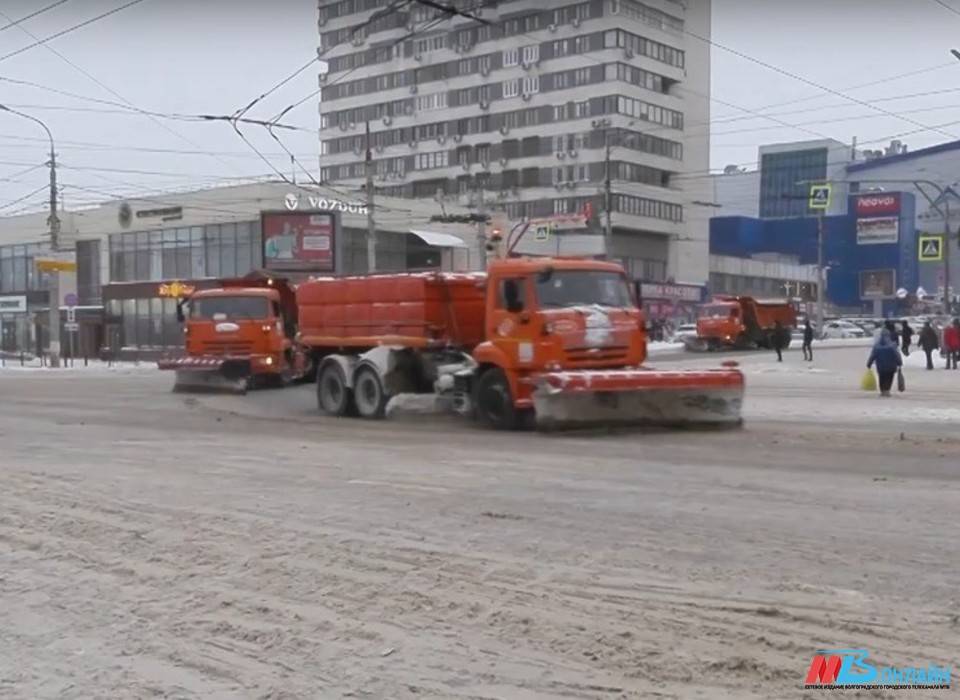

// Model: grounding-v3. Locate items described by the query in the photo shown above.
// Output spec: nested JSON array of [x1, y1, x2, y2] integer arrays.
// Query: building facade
[[710, 192, 920, 315], [318, 0, 712, 284], [0, 182, 476, 358]]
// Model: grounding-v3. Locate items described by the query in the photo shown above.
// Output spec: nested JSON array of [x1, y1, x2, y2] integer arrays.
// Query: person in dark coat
[[884, 320, 899, 347], [772, 320, 788, 362], [900, 321, 913, 356], [802, 319, 814, 362], [919, 321, 939, 370], [867, 329, 903, 397]]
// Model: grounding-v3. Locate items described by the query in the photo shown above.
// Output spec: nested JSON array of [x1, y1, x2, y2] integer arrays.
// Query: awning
[[408, 229, 469, 248]]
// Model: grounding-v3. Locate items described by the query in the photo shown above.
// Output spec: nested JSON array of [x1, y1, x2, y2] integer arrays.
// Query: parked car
[[822, 320, 867, 339]]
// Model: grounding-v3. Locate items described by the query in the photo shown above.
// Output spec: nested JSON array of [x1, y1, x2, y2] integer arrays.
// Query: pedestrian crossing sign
[[919, 235, 943, 262], [808, 184, 831, 210]]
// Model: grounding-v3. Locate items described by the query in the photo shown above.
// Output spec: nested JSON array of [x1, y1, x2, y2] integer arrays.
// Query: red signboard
[[854, 193, 900, 217], [262, 211, 336, 272]]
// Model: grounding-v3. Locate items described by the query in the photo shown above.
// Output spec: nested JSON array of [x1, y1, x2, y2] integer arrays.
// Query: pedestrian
[[802, 318, 814, 362], [867, 329, 902, 397], [884, 320, 900, 347], [772, 320, 788, 362], [901, 320, 913, 356], [919, 320, 939, 371], [944, 318, 960, 370]]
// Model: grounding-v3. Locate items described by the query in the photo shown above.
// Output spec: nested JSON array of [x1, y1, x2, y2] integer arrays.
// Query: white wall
[[710, 170, 760, 217]]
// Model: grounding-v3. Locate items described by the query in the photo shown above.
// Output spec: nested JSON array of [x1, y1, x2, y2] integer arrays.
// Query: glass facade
[[759, 148, 828, 218], [0, 242, 52, 293], [108, 221, 262, 283]]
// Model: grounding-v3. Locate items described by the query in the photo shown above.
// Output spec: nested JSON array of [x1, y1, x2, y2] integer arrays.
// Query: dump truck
[[295, 257, 745, 430], [695, 296, 797, 350], [158, 273, 311, 393]]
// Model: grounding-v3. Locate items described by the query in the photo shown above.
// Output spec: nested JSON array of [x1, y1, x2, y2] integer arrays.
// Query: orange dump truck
[[295, 257, 745, 430], [158, 274, 311, 392], [696, 296, 797, 350]]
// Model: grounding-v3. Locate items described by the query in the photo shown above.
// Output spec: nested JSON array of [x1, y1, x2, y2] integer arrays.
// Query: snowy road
[[1, 346, 958, 698]]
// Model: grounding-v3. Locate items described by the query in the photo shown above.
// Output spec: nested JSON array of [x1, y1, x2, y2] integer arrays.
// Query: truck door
[[487, 276, 532, 367]]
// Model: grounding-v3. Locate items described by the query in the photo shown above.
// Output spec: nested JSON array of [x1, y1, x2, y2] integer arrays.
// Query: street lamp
[[0, 104, 62, 367]]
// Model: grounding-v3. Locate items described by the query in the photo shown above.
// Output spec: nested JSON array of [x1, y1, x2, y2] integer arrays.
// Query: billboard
[[854, 193, 900, 218], [856, 216, 899, 245], [860, 269, 896, 299], [262, 211, 336, 272]]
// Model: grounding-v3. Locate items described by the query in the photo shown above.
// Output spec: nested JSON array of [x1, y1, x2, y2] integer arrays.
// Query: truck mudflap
[[157, 356, 252, 394], [531, 368, 745, 430]]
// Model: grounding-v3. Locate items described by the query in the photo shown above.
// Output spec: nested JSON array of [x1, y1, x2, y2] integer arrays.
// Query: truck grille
[[199, 340, 254, 356], [565, 346, 630, 364]]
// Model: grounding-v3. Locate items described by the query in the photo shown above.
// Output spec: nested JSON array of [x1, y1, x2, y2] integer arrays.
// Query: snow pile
[[648, 341, 685, 355], [0, 359, 159, 375]]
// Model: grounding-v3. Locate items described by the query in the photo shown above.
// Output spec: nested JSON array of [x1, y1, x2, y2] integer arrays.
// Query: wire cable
[[0, 0, 148, 64], [0, 0, 70, 32]]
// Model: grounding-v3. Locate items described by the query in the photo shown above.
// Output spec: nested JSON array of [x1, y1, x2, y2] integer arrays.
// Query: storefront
[[637, 281, 706, 324]]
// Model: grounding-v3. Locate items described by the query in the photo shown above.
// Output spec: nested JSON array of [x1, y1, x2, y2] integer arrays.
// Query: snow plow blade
[[532, 368, 744, 431], [157, 357, 251, 394]]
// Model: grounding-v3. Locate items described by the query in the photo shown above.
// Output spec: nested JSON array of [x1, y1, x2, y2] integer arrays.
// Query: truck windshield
[[700, 305, 735, 319], [191, 296, 269, 320], [536, 270, 633, 308]]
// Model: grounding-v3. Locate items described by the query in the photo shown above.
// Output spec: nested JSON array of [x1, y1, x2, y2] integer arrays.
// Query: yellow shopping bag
[[861, 368, 877, 392]]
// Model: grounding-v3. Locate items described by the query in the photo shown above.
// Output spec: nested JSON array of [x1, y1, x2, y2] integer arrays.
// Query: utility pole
[[604, 127, 613, 260], [944, 197, 952, 313], [476, 184, 487, 270], [364, 121, 376, 273], [816, 210, 825, 340], [48, 143, 61, 367]]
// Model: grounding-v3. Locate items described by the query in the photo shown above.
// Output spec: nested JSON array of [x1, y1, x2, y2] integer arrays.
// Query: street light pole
[[0, 105, 60, 367]]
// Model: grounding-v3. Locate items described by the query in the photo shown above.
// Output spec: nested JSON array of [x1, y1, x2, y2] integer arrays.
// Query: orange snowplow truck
[[158, 274, 310, 393], [696, 296, 797, 350], [296, 258, 745, 430]]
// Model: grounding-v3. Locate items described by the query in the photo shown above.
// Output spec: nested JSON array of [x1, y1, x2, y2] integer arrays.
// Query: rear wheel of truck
[[474, 368, 518, 430], [317, 363, 354, 416], [353, 365, 387, 419]]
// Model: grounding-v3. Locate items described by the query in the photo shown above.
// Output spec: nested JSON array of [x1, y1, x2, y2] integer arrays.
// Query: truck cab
[[181, 288, 292, 375], [696, 301, 744, 348], [159, 275, 309, 391], [471, 258, 646, 424]]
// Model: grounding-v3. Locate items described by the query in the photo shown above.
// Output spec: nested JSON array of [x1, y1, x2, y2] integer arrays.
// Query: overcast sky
[[0, 0, 959, 212]]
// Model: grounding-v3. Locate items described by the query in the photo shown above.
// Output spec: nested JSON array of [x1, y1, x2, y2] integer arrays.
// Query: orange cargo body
[[297, 272, 486, 351], [753, 300, 797, 329]]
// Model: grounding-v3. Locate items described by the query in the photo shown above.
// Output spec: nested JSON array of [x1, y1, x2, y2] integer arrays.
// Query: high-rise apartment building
[[318, 0, 711, 282]]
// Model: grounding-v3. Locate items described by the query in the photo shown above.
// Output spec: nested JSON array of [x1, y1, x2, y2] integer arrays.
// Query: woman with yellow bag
[[866, 329, 903, 397]]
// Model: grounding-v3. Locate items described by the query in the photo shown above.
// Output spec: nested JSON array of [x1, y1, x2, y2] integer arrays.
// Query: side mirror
[[633, 280, 642, 308], [175, 301, 186, 323]]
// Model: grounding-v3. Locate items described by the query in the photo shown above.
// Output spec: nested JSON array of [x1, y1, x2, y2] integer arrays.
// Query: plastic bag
[[897, 369, 905, 393], [861, 368, 877, 392]]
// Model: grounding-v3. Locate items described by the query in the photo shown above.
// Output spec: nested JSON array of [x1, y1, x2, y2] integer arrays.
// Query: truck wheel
[[474, 368, 518, 430], [317, 363, 354, 416], [353, 365, 387, 419]]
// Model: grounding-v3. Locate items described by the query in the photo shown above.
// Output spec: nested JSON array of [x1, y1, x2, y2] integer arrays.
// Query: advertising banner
[[262, 211, 336, 272], [856, 217, 899, 245], [639, 282, 705, 303], [854, 193, 900, 218], [860, 269, 896, 299]]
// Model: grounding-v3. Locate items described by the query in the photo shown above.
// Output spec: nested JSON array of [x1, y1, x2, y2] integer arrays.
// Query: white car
[[822, 320, 867, 339]]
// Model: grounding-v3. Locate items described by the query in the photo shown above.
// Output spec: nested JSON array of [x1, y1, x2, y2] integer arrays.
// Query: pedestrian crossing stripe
[[919, 235, 943, 261], [808, 184, 831, 210]]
